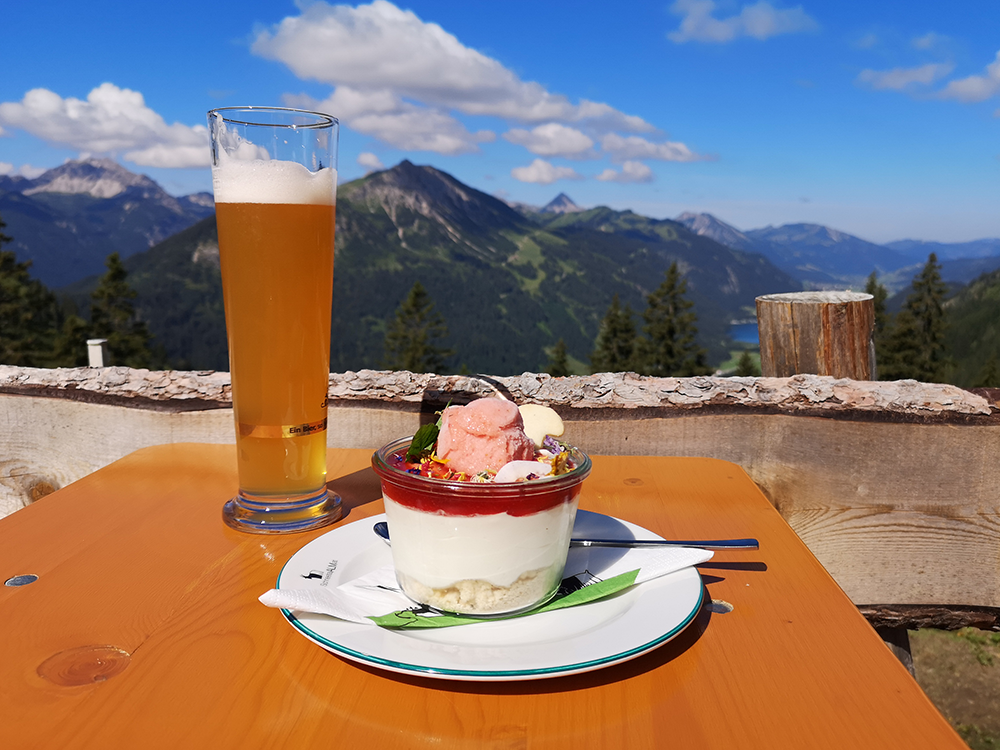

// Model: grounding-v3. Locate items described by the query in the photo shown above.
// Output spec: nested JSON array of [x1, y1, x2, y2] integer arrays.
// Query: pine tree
[[0, 214, 61, 366], [637, 262, 710, 377], [734, 350, 760, 376], [590, 294, 637, 373], [89, 252, 155, 368], [865, 271, 889, 329], [864, 270, 892, 373], [879, 254, 949, 382], [546, 338, 570, 377], [49, 312, 92, 367], [383, 281, 453, 373], [878, 309, 915, 380], [972, 354, 1000, 388]]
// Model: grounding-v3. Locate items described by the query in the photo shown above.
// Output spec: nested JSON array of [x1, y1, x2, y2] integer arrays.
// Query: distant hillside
[[505, 192, 584, 220], [0, 158, 213, 287], [745, 223, 910, 286], [942, 268, 1000, 387], [63, 161, 799, 374], [886, 238, 1000, 262], [677, 212, 908, 288], [330, 161, 801, 372], [676, 211, 758, 253], [534, 205, 800, 337], [61, 216, 227, 369], [881, 255, 1000, 293], [677, 211, 1000, 293]]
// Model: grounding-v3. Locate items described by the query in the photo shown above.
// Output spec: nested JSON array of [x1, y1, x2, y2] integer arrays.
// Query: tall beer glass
[[208, 106, 341, 533]]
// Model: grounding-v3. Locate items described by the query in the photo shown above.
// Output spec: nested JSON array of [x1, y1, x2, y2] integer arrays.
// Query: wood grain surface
[[757, 292, 876, 380], [0, 445, 965, 749]]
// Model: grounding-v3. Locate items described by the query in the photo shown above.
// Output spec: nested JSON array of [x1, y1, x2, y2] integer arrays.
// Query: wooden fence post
[[756, 291, 876, 380]]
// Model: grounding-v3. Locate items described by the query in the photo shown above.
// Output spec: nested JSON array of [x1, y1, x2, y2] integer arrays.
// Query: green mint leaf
[[406, 422, 440, 461]]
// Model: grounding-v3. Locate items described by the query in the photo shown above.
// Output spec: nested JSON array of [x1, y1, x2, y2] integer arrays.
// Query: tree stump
[[756, 291, 876, 380]]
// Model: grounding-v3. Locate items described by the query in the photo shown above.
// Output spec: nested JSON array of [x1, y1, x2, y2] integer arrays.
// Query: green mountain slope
[[62, 216, 228, 369], [61, 161, 800, 375], [943, 268, 1000, 387]]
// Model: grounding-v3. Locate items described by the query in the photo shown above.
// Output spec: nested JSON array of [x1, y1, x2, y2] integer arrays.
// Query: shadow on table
[[697, 559, 768, 586], [326, 468, 383, 518]]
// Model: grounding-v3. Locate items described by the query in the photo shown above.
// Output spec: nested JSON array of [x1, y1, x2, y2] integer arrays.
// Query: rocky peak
[[23, 158, 164, 199], [180, 192, 215, 208], [541, 193, 583, 214], [346, 160, 525, 236], [675, 212, 753, 251]]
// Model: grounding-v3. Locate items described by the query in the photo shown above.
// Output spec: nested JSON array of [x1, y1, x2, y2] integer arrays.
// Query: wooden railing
[[3, 363, 998, 632]]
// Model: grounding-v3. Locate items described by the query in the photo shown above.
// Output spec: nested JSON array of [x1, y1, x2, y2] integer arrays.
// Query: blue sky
[[2, 0, 998, 243]]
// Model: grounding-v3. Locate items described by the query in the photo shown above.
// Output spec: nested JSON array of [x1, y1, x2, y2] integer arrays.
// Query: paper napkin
[[260, 545, 713, 629]]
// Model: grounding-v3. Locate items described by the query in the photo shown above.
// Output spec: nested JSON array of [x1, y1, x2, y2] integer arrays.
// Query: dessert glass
[[371, 437, 592, 617]]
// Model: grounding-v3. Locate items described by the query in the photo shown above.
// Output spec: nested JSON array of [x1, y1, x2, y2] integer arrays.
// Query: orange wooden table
[[0, 444, 964, 749]]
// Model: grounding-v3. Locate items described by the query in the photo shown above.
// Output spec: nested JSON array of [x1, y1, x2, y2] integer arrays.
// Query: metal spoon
[[372, 521, 758, 550]]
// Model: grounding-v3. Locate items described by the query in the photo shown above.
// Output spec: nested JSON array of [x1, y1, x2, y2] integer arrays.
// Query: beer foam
[[212, 159, 336, 205]]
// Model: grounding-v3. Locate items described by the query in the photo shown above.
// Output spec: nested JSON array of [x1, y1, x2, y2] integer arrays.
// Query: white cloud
[[124, 143, 211, 169], [668, 0, 817, 44], [601, 133, 702, 162], [0, 161, 47, 179], [568, 100, 654, 133], [510, 159, 583, 184], [0, 83, 209, 168], [357, 152, 384, 171], [300, 87, 494, 154], [251, 0, 654, 157], [912, 32, 947, 51], [596, 161, 654, 183], [939, 50, 1000, 103], [503, 123, 595, 158], [857, 63, 955, 92]]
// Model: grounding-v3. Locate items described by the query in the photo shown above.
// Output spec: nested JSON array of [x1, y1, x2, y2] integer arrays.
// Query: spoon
[[372, 521, 758, 550]]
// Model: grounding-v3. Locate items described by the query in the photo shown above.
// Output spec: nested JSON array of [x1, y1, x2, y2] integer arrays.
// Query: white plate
[[275, 510, 705, 681]]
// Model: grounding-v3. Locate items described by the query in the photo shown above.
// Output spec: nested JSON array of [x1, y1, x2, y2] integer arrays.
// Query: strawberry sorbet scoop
[[435, 399, 536, 475]]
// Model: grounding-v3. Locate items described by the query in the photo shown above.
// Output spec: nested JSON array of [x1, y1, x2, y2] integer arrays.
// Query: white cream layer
[[382, 495, 577, 590]]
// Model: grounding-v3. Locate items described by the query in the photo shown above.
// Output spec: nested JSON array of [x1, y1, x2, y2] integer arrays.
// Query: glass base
[[222, 487, 342, 534]]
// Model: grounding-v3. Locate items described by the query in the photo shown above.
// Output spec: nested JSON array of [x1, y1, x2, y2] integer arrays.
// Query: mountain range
[[0, 158, 213, 287], [675, 212, 1000, 293], [59, 160, 799, 373], [6, 157, 1000, 375]]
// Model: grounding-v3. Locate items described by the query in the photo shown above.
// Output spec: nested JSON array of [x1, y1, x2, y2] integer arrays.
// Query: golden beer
[[209, 106, 340, 533], [216, 202, 335, 496]]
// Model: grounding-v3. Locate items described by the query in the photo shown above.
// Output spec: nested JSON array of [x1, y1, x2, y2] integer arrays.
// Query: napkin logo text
[[302, 558, 339, 587]]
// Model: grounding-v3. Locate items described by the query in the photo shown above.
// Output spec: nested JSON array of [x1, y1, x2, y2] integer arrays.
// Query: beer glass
[[208, 106, 341, 533]]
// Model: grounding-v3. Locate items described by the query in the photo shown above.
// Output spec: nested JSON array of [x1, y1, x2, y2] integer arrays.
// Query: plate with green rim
[[275, 510, 705, 681]]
